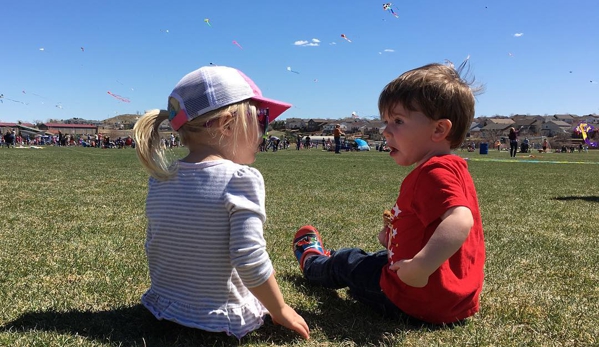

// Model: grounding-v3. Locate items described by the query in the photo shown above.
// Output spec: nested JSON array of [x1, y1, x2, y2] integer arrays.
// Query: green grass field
[[1, 146, 597, 346]]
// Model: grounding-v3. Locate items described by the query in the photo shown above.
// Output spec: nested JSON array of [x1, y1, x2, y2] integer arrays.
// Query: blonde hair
[[378, 62, 484, 149], [133, 100, 259, 180]]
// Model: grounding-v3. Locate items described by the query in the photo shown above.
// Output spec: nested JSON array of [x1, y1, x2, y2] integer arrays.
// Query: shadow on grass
[[0, 304, 308, 346], [281, 274, 461, 345], [553, 195, 599, 203], [1, 280, 464, 346]]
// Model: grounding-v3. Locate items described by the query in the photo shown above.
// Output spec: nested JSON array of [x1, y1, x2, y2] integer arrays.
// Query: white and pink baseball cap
[[168, 66, 292, 131]]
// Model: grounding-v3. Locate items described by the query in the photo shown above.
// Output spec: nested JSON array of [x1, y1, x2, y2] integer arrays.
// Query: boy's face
[[381, 102, 447, 167]]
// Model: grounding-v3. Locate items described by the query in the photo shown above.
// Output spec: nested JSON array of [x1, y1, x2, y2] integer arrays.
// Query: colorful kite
[[576, 123, 598, 147], [204, 18, 211, 27], [107, 91, 130, 103], [383, 3, 399, 18], [232, 40, 243, 49], [286, 66, 300, 74], [341, 34, 352, 43]]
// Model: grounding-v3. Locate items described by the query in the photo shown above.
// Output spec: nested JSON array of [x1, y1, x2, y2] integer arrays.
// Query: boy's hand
[[389, 258, 429, 288], [378, 227, 388, 247], [379, 210, 393, 247], [270, 304, 310, 339]]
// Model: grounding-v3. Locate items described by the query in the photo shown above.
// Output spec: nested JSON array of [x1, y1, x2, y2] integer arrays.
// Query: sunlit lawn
[[0, 146, 597, 346]]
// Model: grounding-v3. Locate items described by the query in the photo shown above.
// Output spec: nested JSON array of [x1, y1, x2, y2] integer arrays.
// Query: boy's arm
[[389, 206, 473, 287]]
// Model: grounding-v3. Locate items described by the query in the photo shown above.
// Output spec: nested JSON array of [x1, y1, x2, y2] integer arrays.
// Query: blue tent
[[354, 138, 370, 151]]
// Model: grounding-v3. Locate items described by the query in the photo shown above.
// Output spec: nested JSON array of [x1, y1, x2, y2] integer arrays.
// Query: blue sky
[[1, 0, 598, 124]]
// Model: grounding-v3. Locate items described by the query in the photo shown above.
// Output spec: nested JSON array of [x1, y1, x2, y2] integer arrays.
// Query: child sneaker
[[293, 225, 329, 272]]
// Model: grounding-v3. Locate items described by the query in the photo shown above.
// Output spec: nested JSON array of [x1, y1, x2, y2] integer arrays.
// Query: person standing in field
[[334, 124, 345, 154], [133, 65, 309, 340], [508, 127, 518, 157]]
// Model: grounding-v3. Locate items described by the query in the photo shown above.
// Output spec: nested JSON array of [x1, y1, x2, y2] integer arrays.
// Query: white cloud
[[294, 39, 320, 47], [513, 33, 523, 37], [329, 42, 337, 45], [383, 49, 395, 53]]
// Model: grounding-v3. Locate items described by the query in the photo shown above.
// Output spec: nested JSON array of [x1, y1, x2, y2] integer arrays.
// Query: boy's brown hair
[[378, 62, 483, 149]]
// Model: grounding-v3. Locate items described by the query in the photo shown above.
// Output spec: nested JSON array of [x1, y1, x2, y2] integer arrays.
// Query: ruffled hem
[[142, 289, 267, 339]]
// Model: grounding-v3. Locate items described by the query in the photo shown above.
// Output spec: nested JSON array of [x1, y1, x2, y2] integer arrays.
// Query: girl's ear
[[217, 113, 234, 136], [432, 119, 452, 142]]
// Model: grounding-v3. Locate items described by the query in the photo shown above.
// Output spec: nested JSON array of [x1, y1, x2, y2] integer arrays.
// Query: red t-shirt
[[379, 155, 485, 324]]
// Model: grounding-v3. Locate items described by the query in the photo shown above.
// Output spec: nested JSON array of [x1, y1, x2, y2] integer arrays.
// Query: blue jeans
[[303, 248, 402, 318], [334, 137, 341, 153]]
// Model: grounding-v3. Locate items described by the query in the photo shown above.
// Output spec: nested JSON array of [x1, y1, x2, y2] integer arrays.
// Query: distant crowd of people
[[1, 129, 135, 149]]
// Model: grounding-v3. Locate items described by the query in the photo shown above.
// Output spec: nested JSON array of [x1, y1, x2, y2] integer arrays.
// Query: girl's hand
[[270, 304, 310, 339], [389, 258, 429, 288]]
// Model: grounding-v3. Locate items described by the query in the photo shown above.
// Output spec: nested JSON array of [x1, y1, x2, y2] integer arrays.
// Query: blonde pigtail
[[133, 109, 176, 180]]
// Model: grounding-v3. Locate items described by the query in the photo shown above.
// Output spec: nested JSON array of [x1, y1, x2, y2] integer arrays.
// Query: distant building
[[0, 122, 35, 134], [0, 122, 40, 137], [541, 120, 571, 136], [284, 118, 305, 130], [306, 119, 328, 132], [38, 123, 98, 135], [553, 114, 575, 124], [486, 118, 515, 125]]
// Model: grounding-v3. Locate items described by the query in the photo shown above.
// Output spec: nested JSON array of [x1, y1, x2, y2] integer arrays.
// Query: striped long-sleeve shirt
[[141, 159, 273, 339]]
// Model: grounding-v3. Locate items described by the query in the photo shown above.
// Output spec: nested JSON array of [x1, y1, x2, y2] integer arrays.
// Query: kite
[[107, 91, 130, 103], [341, 34, 351, 43], [81, 47, 84, 52], [0, 94, 27, 104], [116, 80, 135, 91], [444, 55, 470, 69], [575, 123, 598, 147], [232, 40, 243, 49], [286, 66, 300, 74], [204, 18, 211, 27], [383, 3, 399, 18], [39, 48, 45, 51]]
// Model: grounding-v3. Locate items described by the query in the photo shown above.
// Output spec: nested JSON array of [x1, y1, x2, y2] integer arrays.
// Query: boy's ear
[[432, 119, 452, 142]]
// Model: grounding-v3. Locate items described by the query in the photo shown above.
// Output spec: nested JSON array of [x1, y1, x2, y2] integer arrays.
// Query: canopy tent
[[354, 138, 370, 151]]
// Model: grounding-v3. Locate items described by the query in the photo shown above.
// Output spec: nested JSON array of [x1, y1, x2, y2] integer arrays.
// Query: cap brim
[[251, 96, 292, 122]]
